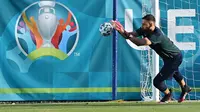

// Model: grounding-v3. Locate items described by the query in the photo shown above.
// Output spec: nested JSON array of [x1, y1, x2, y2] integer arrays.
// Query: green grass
[[0, 101, 200, 112]]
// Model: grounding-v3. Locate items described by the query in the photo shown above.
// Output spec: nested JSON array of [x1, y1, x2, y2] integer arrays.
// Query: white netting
[[160, 0, 200, 100], [140, 48, 154, 101]]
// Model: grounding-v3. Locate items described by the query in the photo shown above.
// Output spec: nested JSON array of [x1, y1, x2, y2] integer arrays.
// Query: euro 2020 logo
[[15, 1, 79, 60]]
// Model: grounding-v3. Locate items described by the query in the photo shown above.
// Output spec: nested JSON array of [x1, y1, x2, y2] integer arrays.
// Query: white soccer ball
[[99, 22, 113, 36]]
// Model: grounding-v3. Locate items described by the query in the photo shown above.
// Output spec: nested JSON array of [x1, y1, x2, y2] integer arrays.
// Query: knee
[[153, 77, 159, 88], [153, 74, 168, 92], [153, 75, 162, 88]]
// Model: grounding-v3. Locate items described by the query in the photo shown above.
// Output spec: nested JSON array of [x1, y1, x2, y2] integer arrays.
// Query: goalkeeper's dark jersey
[[136, 27, 181, 59]]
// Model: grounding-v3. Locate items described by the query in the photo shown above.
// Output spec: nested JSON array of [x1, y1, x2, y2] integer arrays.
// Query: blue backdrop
[[0, 0, 199, 101]]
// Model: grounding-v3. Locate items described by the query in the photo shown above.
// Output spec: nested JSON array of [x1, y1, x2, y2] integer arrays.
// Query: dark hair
[[142, 14, 155, 22]]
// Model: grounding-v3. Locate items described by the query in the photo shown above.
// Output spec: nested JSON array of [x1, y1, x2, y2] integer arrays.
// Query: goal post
[[152, 0, 160, 102], [140, 0, 160, 102]]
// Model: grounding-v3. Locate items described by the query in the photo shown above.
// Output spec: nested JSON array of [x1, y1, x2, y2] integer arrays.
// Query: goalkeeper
[[111, 14, 191, 103]]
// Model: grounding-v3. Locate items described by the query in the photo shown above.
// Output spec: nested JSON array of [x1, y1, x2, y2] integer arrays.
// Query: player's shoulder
[[153, 27, 165, 37]]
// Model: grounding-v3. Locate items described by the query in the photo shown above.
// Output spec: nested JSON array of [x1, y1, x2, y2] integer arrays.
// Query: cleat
[[160, 88, 172, 103], [178, 85, 192, 103]]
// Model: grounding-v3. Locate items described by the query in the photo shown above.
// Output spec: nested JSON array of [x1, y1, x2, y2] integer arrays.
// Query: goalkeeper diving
[[111, 14, 191, 103]]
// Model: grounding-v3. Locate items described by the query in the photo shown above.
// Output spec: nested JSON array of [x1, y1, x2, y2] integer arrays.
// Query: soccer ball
[[99, 22, 113, 36]]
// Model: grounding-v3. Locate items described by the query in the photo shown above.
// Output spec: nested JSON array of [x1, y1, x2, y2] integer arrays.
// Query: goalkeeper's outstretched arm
[[111, 20, 151, 46]]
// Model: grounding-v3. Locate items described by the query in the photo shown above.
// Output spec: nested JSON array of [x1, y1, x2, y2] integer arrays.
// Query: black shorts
[[158, 53, 183, 81]]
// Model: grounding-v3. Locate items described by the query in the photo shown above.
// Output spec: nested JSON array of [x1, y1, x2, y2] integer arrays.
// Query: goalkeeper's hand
[[111, 20, 125, 34]]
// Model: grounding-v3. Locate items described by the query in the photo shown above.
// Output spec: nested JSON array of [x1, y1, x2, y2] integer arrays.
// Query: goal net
[[160, 0, 200, 100], [141, 0, 200, 101]]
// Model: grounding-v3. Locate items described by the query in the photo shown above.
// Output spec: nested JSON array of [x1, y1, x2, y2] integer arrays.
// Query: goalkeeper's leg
[[153, 57, 180, 103], [153, 73, 172, 103], [173, 71, 192, 103]]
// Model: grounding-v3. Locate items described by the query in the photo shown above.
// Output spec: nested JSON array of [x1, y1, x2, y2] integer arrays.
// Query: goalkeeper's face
[[141, 20, 154, 32]]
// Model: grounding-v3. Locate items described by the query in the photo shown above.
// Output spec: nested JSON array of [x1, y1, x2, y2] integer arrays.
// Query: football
[[99, 22, 113, 36]]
